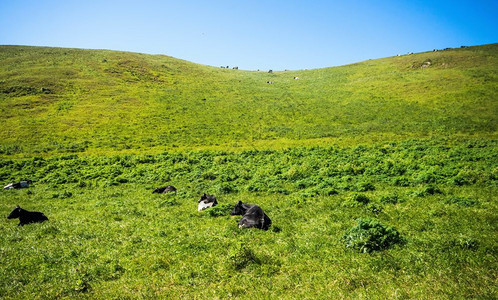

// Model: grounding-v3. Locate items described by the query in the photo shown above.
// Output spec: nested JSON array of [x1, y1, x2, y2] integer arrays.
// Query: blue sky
[[0, 0, 496, 70]]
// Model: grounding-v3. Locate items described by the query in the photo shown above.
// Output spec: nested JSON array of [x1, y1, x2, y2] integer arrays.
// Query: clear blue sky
[[0, 0, 496, 70]]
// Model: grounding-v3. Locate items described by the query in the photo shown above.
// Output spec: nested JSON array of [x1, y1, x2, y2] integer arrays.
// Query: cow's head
[[198, 193, 208, 203], [7, 205, 21, 219], [230, 201, 246, 216]]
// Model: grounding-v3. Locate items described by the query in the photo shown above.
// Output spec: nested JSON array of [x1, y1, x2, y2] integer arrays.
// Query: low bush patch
[[342, 218, 404, 253]]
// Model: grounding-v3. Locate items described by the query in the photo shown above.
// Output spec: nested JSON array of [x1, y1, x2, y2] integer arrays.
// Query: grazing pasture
[[0, 141, 496, 298], [0, 44, 496, 298]]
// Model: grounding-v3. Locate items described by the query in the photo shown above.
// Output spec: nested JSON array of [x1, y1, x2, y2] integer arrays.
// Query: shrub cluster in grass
[[0, 140, 495, 198], [412, 185, 443, 197], [445, 196, 478, 207], [342, 218, 404, 253], [380, 194, 400, 204], [366, 203, 383, 215], [206, 203, 233, 217], [343, 193, 370, 207]]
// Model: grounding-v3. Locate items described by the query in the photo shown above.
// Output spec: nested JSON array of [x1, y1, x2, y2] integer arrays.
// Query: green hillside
[[0, 45, 497, 298], [0, 44, 496, 156]]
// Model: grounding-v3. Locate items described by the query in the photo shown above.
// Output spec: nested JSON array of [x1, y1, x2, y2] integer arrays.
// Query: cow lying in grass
[[198, 193, 218, 211], [231, 201, 272, 230], [153, 185, 177, 194], [7, 205, 48, 226], [3, 180, 32, 189]]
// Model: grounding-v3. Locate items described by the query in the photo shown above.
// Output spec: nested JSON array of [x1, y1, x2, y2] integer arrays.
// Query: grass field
[[0, 44, 497, 298]]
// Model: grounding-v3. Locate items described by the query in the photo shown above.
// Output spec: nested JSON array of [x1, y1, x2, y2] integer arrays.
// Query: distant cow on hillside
[[153, 185, 177, 194], [3, 180, 32, 189], [231, 201, 271, 230], [198, 193, 218, 211], [7, 205, 48, 226]]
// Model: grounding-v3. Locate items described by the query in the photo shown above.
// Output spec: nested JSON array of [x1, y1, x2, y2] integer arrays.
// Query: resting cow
[[231, 201, 272, 230], [3, 180, 32, 189], [153, 185, 177, 194], [7, 205, 48, 226], [198, 193, 218, 211]]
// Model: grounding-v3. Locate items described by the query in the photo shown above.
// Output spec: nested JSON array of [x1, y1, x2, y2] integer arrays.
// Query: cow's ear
[[237, 201, 242, 205]]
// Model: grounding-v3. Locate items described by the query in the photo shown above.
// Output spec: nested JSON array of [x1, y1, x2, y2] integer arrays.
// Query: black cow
[[198, 193, 218, 211], [231, 201, 271, 230], [153, 185, 177, 194], [7, 205, 48, 226], [3, 180, 32, 189]]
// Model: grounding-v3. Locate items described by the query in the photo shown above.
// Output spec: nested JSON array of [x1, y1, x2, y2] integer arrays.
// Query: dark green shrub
[[342, 218, 403, 253], [391, 176, 411, 187], [115, 177, 129, 184], [215, 182, 237, 194], [412, 185, 443, 197], [201, 171, 217, 180], [414, 171, 438, 184], [380, 194, 399, 204], [206, 203, 232, 217], [445, 196, 478, 207], [52, 191, 73, 199], [245, 180, 268, 192], [366, 203, 383, 214], [353, 181, 375, 192], [449, 170, 479, 186], [343, 193, 370, 207], [321, 187, 339, 196]]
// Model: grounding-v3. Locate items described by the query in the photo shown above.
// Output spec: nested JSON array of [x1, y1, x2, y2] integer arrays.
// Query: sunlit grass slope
[[0, 44, 496, 156], [0, 44, 497, 298]]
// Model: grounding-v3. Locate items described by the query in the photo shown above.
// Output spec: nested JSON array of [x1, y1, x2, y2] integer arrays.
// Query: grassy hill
[[0, 44, 497, 298], [0, 44, 496, 156]]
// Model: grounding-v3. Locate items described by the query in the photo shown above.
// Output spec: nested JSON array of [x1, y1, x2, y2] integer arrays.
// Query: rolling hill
[[0, 44, 497, 298], [0, 44, 496, 156]]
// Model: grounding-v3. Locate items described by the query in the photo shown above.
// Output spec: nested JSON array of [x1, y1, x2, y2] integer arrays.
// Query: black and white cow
[[152, 185, 177, 194], [198, 193, 218, 211], [230, 201, 271, 230], [7, 205, 48, 226], [3, 180, 32, 189]]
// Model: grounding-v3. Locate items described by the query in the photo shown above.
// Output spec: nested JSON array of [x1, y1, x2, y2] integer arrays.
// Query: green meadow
[[0, 44, 497, 298]]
